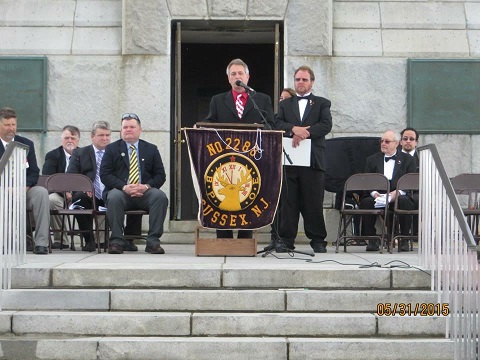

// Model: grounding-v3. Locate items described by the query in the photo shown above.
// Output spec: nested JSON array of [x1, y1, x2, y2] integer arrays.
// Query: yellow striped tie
[[129, 145, 139, 184]]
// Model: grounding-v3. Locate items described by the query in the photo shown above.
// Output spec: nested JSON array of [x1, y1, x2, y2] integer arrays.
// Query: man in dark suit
[[0, 107, 50, 254], [204, 58, 274, 239], [273, 65, 333, 253], [101, 113, 168, 254], [400, 127, 420, 235], [43, 125, 80, 249], [400, 127, 419, 172], [360, 130, 416, 251], [67, 121, 142, 252]]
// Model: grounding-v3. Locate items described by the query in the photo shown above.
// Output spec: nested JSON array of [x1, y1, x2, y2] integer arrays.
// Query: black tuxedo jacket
[[274, 94, 333, 170], [204, 91, 274, 128], [100, 139, 166, 199], [42, 146, 67, 175], [0, 135, 40, 187], [364, 151, 416, 191], [67, 145, 97, 182]]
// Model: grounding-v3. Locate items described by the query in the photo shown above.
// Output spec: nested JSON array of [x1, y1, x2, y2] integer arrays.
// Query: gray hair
[[226, 58, 249, 75], [62, 125, 80, 138], [91, 121, 111, 135]]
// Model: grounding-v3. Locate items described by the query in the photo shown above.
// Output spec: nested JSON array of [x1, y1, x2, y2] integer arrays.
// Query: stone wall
[[1, 0, 479, 237]]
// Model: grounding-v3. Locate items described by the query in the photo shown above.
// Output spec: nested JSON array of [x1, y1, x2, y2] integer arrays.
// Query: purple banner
[[185, 128, 283, 230]]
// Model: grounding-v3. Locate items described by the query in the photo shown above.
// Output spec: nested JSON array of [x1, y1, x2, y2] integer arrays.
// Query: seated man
[[101, 113, 168, 254], [359, 130, 416, 252], [42, 125, 80, 249], [68, 121, 143, 252], [0, 107, 50, 255]]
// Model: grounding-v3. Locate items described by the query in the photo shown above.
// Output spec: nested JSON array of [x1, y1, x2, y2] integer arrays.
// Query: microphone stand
[[248, 90, 314, 258]]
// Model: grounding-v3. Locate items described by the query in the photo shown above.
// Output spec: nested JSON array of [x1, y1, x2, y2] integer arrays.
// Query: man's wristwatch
[[144, 184, 150, 190]]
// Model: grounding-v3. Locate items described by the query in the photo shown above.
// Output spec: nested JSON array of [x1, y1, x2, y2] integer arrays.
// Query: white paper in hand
[[374, 194, 387, 208]]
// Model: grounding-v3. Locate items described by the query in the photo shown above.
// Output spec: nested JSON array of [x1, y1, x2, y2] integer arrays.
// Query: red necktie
[[236, 94, 244, 118]]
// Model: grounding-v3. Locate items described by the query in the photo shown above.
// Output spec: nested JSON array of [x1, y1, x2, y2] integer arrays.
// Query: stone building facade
[[1, 0, 479, 239]]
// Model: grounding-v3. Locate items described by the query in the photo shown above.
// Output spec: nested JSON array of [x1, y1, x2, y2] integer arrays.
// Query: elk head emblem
[[215, 165, 252, 211]]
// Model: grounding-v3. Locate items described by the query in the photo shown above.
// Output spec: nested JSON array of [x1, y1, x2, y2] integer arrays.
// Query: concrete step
[[1, 289, 437, 312], [11, 264, 430, 289], [0, 337, 454, 360], [3, 311, 446, 337]]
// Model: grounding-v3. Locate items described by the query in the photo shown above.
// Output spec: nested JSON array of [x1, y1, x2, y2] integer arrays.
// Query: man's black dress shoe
[[34, 246, 48, 255], [311, 243, 327, 253], [124, 241, 138, 252], [145, 244, 165, 254], [82, 242, 97, 252], [366, 240, 380, 252], [108, 244, 124, 254], [52, 242, 69, 250]]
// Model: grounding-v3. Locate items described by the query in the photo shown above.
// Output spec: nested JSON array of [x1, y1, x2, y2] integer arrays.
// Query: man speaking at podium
[[204, 58, 274, 239]]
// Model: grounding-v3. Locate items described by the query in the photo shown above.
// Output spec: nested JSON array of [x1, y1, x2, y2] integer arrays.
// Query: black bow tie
[[297, 96, 309, 100], [385, 155, 397, 162]]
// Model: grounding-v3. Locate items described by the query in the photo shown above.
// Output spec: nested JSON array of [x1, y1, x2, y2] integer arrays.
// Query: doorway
[[172, 21, 282, 220]]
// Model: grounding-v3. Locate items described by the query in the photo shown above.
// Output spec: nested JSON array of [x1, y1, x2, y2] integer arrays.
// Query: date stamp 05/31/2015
[[376, 303, 450, 316]]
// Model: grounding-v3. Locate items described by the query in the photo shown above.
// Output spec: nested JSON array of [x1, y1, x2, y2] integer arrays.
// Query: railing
[[418, 144, 479, 360], [0, 141, 28, 310]]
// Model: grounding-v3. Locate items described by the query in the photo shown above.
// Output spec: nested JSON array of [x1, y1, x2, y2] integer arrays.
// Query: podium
[[184, 124, 282, 257]]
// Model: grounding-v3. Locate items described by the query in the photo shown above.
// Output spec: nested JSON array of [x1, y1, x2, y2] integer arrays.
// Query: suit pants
[[216, 230, 253, 239], [26, 186, 50, 247], [106, 188, 168, 247], [49, 192, 68, 242], [359, 195, 415, 236], [72, 192, 143, 244], [278, 167, 327, 248]]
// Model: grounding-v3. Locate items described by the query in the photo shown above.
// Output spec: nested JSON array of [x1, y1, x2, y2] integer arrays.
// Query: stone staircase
[[0, 247, 454, 360]]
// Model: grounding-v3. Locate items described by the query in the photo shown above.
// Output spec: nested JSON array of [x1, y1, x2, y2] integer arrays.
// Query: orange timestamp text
[[376, 303, 450, 316]]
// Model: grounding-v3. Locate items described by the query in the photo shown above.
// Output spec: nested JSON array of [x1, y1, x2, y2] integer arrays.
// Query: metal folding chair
[[450, 173, 480, 244], [391, 173, 419, 252], [45, 173, 106, 253], [336, 173, 390, 253]]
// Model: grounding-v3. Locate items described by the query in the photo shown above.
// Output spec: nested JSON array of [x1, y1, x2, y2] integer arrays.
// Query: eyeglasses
[[121, 113, 140, 121], [380, 139, 396, 144], [294, 78, 310, 82], [402, 136, 416, 141]]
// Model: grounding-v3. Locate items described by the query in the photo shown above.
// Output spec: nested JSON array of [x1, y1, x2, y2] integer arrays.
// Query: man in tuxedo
[[360, 130, 416, 251], [400, 127, 420, 235], [400, 127, 419, 172], [204, 58, 274, 239], [0, 107, 50, 255], [67, 121, 142, 252], [273, 65, 333, 253], [42, 125, 80, 249], [101, 113, 168, 254]]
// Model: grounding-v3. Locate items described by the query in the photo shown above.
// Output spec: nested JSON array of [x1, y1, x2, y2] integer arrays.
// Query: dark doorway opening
[[171, 22, 282, 220]]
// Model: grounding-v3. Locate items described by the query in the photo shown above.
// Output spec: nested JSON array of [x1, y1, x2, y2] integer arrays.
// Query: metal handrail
[[418, 144, 479, 360], [0, 141, 28, 310]]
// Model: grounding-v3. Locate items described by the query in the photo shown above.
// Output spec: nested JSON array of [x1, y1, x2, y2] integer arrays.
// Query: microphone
[[235, 80, 255, 93]]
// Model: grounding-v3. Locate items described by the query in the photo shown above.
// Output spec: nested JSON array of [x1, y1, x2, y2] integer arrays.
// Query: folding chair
[[46, 173, 106, 253], [450, 173, 480, 244], [391, 173, 419, 252], [336, 173, 390, 253]]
